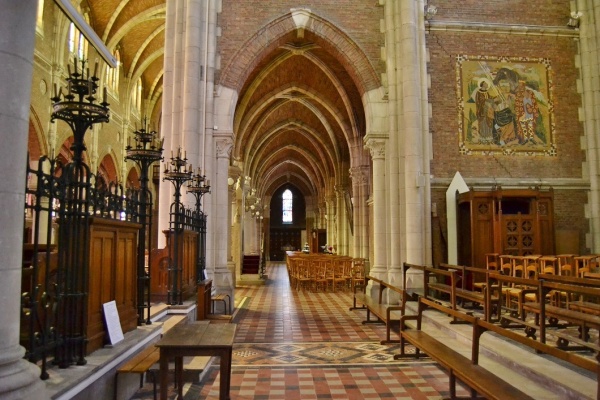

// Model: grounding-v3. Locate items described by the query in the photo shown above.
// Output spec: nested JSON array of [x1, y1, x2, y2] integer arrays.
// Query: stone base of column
[[405, 269, 424, 292], [366, 264, 387, 298], [0, 351, 48, 400]]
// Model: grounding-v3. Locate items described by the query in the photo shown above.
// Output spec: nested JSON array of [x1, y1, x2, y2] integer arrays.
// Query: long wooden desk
[[156, 321, 236, 400]]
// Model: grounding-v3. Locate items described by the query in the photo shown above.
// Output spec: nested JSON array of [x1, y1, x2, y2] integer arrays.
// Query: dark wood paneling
[[87, 218, 139, 354]]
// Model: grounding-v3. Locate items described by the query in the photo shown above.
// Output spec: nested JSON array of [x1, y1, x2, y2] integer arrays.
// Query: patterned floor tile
[[130, 262, 469, 399]]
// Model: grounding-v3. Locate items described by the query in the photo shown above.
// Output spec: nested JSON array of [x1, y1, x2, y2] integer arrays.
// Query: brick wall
[[217, 0, 384, 90], [427, 1, 589, 255]]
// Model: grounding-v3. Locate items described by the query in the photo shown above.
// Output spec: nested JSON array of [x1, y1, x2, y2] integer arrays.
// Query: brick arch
[[126, 167, 140, 189], [218, 11, 380, 97], [28, 107, 46, 163], [98, 152, 119, 185], [56, 136, 89, 166]]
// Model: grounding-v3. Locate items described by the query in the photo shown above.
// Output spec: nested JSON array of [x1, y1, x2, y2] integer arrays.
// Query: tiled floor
[[132, 262, 469, 399]]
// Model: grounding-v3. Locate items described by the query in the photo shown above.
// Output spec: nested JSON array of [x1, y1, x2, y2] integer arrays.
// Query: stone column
[[398, 0, 430, 266], [335, 184, 348, 255], [364, 138, 388, 282], [157, 0, 182, 248], [326, 191, 336, 252], [350, 166, 370, 260], [578, 0, 600, 252], [0, 2, 49, 398], [212, 136, 234, 301]]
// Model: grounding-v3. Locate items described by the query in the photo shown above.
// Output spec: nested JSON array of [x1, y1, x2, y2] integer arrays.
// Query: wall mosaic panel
[[456, 55, 555, 156]]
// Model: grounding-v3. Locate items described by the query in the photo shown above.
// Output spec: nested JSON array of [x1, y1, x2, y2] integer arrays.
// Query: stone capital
[[215, 137, 233, 159], [349, 166, 369, 185], [364, 138, 387, 160]]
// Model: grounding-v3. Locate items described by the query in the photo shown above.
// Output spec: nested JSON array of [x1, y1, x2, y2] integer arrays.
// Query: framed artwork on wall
[[456, 55, 555, 156]]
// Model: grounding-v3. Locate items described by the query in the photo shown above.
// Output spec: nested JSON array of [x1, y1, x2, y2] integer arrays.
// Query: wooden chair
[[505, 256, 526, 309], [575, 255, 600, 278], [313, 258, 330, 292], [474, 253, 499, 292], [557, 254, 577, 276], [350, 259, 366, 293], [499, 255, 513, 276], [539, 256, 558, 275], [295, 259, 312, 291], [332, 259, 349, 292]]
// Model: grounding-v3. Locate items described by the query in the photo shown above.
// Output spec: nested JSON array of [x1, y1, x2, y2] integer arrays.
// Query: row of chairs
[[480, 253, 600, 312], [484, 253, 599, 279], [287, 255, 366, 293]]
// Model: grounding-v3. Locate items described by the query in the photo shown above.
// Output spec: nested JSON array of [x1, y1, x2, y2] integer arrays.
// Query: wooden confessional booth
[[457, 188, 555, 269]]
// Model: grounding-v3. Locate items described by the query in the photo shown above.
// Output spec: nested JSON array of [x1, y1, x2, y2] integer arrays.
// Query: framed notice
[[103, 300, 124, 345]]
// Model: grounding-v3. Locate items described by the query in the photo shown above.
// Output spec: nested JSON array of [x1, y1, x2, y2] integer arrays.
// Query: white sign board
[[103, 300, 124, 345]]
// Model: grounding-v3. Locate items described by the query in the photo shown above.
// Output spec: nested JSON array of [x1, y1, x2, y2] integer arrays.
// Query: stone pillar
[[157, 0, 182, 248], [0, 2, 49, 398], [578, 0, 600, 252], [397, 0, 430, 266], [213, 136, 234, 300], [335, 184, 348, 255], [326, 191, 336, 252], [350, 166, 370, 260], [364, 138, 388, 282]]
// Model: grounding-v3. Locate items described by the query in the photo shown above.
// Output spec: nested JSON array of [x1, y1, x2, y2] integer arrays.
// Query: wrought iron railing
[[22, 155, 144, 378]]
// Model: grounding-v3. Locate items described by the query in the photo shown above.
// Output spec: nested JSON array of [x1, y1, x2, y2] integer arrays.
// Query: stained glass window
[[282, 189, 292, 224]]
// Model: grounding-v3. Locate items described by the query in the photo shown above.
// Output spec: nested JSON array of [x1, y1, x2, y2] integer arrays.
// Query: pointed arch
[[219, 10, 380, 98]]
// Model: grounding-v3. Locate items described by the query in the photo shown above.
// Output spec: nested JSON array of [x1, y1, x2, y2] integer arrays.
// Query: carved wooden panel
[[150, 229, 198, 302], [458, 189, 554, 268], [87, 218, 139, 354]]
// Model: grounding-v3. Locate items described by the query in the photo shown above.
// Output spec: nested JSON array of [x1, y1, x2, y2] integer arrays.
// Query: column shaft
[[0, 1, 48, 398]]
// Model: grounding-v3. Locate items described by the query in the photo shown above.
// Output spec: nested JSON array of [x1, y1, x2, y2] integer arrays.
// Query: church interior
[[1, 0, 600, 399]]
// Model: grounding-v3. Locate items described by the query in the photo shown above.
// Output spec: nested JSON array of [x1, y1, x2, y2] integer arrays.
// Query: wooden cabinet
[[457, 188, 555, 269]]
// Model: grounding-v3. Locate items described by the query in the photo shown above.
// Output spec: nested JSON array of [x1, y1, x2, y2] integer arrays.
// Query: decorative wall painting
[[457, 55, 555, 156]]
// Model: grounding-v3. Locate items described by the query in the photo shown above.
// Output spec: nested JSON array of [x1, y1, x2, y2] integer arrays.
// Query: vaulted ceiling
[[89, 0, 166, 117], [85, 1, 370, 203]]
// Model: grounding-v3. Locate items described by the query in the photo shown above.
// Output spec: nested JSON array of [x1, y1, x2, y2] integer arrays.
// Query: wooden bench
[[521, 274, 600, 351], [475, 311, 600, 399], [352, 275, 405, 344], [114, 315, 210, 400], [396, 296, 535, 400], [421, 266, 498, 323], [484, 272, 539, 332], [115, 345, 160, 400], [437, 263, 500, 322]]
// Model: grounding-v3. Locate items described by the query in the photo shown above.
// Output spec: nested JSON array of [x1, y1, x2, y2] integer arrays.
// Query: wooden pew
[[352, 275, 405, 344], [420, 265, 497, 323], [396, 296, 535, 400], [521, 274, 600, 352], [437, 263, 500, 322], [475, 314, 600, 400]]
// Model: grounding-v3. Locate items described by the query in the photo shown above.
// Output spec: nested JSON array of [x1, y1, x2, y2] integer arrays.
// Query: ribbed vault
[[230, 13, 375, 203]]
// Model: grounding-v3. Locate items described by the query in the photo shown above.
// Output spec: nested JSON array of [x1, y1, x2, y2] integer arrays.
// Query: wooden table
[[156, 321, 236, 400]]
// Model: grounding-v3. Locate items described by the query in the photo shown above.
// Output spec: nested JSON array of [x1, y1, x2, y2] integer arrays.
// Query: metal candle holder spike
[[51, 57, 109, 162]]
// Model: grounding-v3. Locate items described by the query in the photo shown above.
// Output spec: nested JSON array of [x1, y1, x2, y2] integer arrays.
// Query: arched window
[[282, 189, 293, 224], [132, 78, 142, 114], [68, 21, 88, 60], [36, 0, 45, 33], [106, 49, 120, 94]]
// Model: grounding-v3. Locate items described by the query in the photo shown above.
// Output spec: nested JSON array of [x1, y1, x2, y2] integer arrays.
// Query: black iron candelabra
[[163, 148, 193, 304], [52, 57, 109, 162], [188, 168, 211, 283], [125, 118, 163, 324], [50, 58, 109, 368]]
